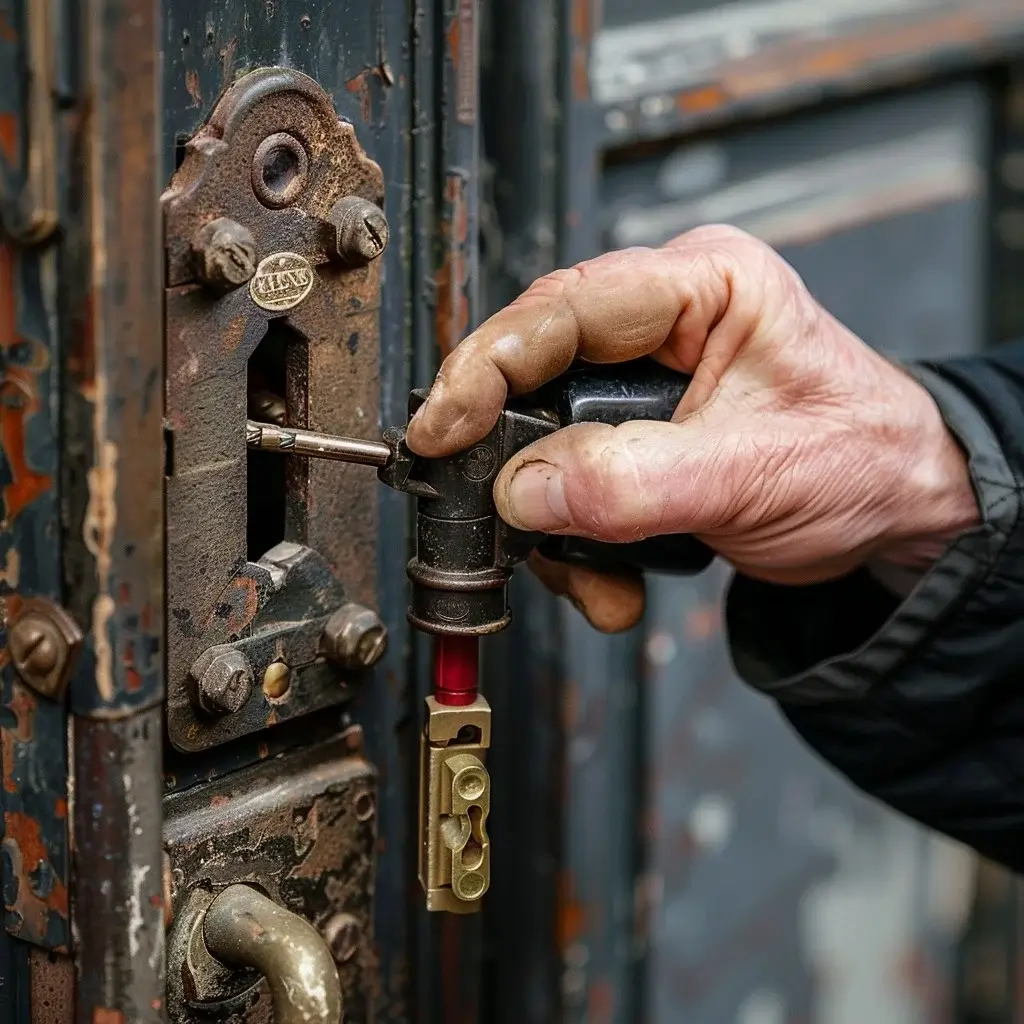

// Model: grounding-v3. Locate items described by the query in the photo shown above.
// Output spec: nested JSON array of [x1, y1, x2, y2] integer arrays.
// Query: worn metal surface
[[58, 0, 166, 1020], [28, 948, 73, 1024], [164, 731, 377, 1024], [72, 711, 165, 1024], [561, 0, 1024, 261], [0, 0, 59, 244], [591, 0, 1024, 144], [163, 67, 385, 753], [0, 243, 69, 959], [203, 884, 344, 1024], [161, 5, 416, 1013]]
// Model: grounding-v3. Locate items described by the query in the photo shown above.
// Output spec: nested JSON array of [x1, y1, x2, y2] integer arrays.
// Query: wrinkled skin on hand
[[406, 226, 980, 632]]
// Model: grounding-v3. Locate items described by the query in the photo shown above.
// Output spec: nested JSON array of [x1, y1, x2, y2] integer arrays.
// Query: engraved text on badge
[[249, 252, 315, 312]]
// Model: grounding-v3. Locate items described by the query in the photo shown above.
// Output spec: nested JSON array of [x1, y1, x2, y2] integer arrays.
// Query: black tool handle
[[527, 358, 715, 577]]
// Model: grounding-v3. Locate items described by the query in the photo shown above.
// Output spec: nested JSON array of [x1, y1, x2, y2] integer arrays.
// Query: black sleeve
[[726, 341, 1024, 872]]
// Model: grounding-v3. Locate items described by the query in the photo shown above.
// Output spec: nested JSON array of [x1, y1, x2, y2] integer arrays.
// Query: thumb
[[494, 419, 731, 541]]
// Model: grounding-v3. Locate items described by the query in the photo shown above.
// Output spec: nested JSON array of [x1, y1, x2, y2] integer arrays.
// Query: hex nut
[[321, 604, 387, 670], [192, 217, 258, 292], [326, 197, 389, 266], [190, 645, 255, 716], [323, 913, 360, 963]]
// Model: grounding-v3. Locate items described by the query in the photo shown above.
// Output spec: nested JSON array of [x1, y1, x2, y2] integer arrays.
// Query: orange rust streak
[[722, 11, 998, 99], [3, 811, 70, 921], [1, 372, 54, 522], [571, 0, 593, 100], [676, 84, 728, 115], [346, 69, 378, 123], [0, 11, 17, 43], [446, 10, 459, 60], [0, 113, 17, 164], [434, 176, 470, 358], [0, 248, 53, 522], [557, 871, 587, 950], [92, 1011, 126, 1024]]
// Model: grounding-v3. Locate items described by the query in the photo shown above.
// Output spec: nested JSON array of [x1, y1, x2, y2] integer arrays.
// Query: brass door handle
[[203, 884, 343, 1024]]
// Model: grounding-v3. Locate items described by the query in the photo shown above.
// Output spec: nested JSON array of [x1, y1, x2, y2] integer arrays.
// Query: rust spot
[[556, 871, 587, 950], [675, 84, 728, 115], [570, 0, 592, 100], [185, 69, 202, 108], [220, 38, 238, 84], [218, 312, 248, 355], [206, 573, 261, 635], [2, 681, 34, 794], [0, 113, 17, 164], [209, 794, 231, 808], [118, 581, 130, 605], [587, 980, 615, 1024], [721, 9, 997, 101], [3, 811, 69, 937], [434, 174, 470, 358], [346, 67, 383, 123], [0, 11, 17, 43], [54, 798, 67, 819], [0, 247, 54, 523], [92, 1010, 125, 1024], [67, 293, 96, 401]]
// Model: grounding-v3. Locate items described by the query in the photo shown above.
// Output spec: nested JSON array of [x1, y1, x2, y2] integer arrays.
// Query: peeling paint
[[185, 68, 202, 108], [83, 438, 119, 704]]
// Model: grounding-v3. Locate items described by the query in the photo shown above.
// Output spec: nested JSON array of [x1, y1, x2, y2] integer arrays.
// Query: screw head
[[192, 217, 258, 292], [7, 600, 81, 699], [323, 913, 360, 963], [191, 646, 255, 716], [9, 618, 60, 677], [321, 604, 388, 671], [327, 197, 389, 266]]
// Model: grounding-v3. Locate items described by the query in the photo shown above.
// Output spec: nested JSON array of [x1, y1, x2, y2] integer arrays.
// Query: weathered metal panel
[[59, 0, 166, 1019], [160, 2, 420, 1018]]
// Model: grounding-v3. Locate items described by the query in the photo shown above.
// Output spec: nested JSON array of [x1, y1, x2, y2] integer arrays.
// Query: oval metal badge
[[249, 252, 315, 312]]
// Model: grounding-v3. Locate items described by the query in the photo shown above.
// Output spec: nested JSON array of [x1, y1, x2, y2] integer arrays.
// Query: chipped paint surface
[[434, 173, 471, 358], [0, 238, 70, 954]]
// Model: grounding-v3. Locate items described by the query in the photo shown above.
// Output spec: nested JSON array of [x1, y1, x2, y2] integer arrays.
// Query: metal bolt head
[[190, 646, 255, 716], [192, 217, 258, 292], [327, 197, 389, 266], [321, 604, 388, 670], [323, 913, 360, 963], [9, 618, 60, 676], [7, 599, 82, 699]]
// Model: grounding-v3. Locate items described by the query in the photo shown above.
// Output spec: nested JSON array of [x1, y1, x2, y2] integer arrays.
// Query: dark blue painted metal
[[0, 244, 69, 954]]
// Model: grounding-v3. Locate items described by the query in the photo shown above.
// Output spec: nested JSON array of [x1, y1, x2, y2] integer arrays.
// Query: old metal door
[[0, 0, 485, 1020]]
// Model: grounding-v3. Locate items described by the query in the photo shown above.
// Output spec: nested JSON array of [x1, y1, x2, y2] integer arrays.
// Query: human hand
[[405, 226, 979, 632]]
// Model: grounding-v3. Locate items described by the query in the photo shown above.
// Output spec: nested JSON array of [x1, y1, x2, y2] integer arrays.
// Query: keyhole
[[262, 145, 300, 195], [246, 322, 307, 561], [461, 805, 485, 871]]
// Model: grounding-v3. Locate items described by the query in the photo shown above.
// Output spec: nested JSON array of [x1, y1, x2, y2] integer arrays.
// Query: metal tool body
[[248, 356, 715, 912]]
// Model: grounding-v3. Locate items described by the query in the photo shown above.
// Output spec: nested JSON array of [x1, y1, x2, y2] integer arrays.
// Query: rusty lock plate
[[164, 728, 377, 1023], [163, 68, 386, 752]]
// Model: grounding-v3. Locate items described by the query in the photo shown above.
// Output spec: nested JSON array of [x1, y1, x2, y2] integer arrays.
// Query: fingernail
[[506, 462, 571, 531]]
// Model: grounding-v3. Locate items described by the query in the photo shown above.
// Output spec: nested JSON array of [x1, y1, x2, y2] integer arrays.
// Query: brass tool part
[[246, 419, 392, 468], [419, 696, 492, 913]]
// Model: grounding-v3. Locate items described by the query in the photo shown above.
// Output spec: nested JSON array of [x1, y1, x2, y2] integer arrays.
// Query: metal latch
[[162, 67, 389, 753]]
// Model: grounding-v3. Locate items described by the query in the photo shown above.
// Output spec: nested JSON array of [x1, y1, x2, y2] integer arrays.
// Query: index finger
[[404, 241, 734, 458]]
